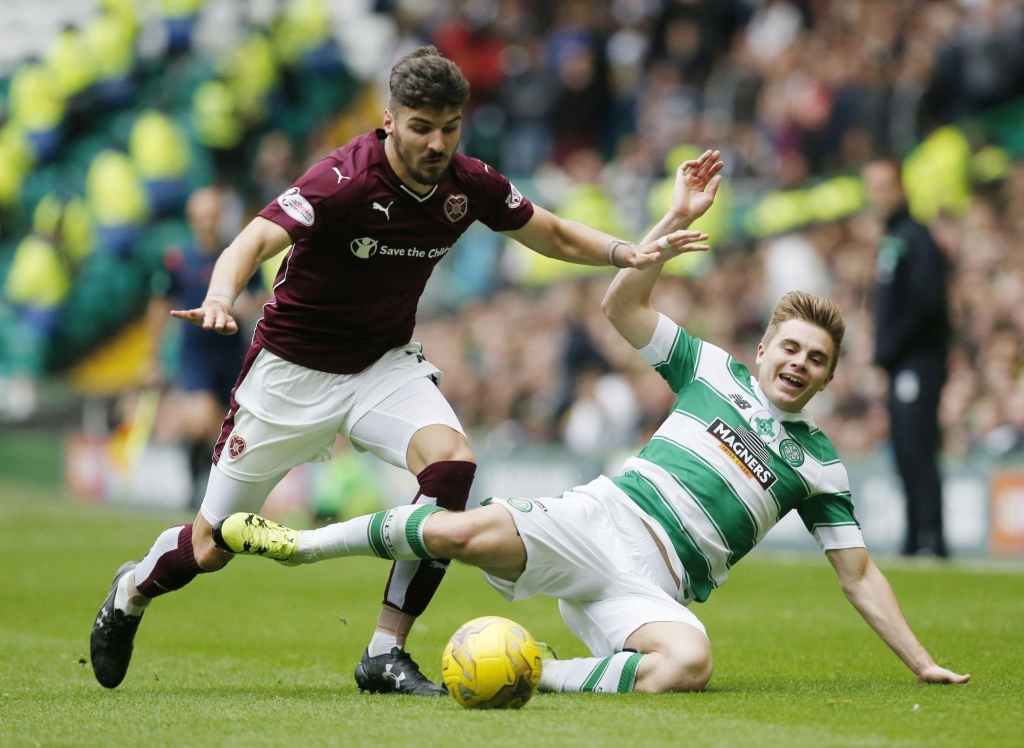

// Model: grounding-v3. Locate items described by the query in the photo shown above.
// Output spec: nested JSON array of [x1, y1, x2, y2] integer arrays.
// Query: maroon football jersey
[[256, 129, 534, 373]]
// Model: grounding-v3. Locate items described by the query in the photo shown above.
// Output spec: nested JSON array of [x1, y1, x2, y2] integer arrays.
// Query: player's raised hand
[[625, 229, 710, 269], [916, 665, 970, 685], [170, 299, 239, 335], [670, 149, 725, 225]]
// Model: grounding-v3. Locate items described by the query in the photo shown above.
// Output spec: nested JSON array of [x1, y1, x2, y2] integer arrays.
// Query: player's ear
[[383, 108, 395, 134]]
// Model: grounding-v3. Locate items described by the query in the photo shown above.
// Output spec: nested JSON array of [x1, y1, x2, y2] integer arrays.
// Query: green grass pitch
[[1, 481, 1021, 747]]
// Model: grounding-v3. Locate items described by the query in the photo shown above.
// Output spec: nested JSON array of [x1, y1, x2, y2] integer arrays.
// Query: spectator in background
[[129, 109, 191, 217], [161, 0, 209, 56], [863, 159, 950, 557], [85, 150, 149, 256], [144, 187, 264, 504]]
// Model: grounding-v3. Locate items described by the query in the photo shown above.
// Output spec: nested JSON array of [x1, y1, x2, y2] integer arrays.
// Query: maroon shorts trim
[[212, 341, 264, 466]]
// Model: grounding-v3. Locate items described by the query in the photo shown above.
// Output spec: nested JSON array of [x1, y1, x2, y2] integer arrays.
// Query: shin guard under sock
[[134, 524, 207, 598], [383, 460, 476, 617]]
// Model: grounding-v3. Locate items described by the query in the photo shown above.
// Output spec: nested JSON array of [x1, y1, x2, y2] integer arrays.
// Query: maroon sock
[[382, 460, 476, 617], [134, 524, 207, 598]]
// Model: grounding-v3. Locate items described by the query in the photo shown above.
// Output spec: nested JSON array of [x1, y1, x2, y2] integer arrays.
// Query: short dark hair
[[389, 46, 470, 112]]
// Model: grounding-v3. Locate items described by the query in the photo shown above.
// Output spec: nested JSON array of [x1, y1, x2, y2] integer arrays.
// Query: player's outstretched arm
[[503, 149, 723, 274], [826, 547, 970, 684], [502, 205, 701, 270], [601, 150, 724, 348], [170, 217, 291, 335]]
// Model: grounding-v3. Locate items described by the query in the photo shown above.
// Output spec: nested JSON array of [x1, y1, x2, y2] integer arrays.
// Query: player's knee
[[191, 526, 233, 572], [658, 645, 713, 693], [434, 442, 475, 465], [433, 513, 477, 557], [428, 511, 495, 562]]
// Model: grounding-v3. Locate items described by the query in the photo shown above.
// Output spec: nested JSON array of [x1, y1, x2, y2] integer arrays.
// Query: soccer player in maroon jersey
[[90, 46, 711, 694]]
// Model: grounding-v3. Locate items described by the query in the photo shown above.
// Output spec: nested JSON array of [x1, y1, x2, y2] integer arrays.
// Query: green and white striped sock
[[297, 505, 446, 563], [538, 652, 646, 694]]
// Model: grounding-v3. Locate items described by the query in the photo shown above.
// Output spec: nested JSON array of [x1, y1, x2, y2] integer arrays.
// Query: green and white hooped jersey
[[611, 314, 864, 604]]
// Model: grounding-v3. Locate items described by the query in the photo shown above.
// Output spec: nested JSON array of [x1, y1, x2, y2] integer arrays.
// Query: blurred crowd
[[387, 0, 1024, 185], [2, 0, 1024, 461]]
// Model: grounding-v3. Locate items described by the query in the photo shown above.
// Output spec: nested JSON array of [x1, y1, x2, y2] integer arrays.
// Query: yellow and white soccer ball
[[441, 616, 543, 709]]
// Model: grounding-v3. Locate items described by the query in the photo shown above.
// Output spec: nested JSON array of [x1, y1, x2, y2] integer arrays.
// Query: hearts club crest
[[444, 193, 468, 222], [228, 433, 246, 459]]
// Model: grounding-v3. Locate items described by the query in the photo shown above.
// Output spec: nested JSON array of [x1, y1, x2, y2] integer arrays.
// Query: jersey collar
[[751, 377, 816, 427]]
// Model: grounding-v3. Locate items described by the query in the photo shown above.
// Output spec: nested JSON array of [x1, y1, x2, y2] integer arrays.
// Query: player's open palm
[[627, 230, 710, 269], [170, 299, 239, 335], [916, 664, 970, 685], [672, 149, 724, 224]]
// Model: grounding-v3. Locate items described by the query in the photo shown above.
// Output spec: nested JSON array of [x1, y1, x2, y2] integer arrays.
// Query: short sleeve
[[467, 163, 534, 232], [636, 313, 702, 393], [797, 460, 865, 551], [258, 157, 349, 242]]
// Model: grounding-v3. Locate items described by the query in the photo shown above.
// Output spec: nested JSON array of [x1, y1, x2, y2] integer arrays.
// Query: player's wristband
[[604, 239, 633, 269], [204, 283, 238, 307]]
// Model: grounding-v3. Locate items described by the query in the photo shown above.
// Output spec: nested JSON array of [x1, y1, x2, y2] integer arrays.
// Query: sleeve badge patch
[[278, 187, 315, 226], [506, 183, 523, 209], [444, 193, 468, 222]]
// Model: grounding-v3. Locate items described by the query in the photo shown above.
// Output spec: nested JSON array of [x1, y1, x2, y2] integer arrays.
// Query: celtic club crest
[[754, 416, 776, 439], [228, 433, 246, 459], [780, 438, 804, 467], [444, 193, 468, 222], [507, 498, 533, 512]]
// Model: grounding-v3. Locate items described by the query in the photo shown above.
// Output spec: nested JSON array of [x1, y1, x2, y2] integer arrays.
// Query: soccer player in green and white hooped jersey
[[210, 150, 970, 694], [611, 302, 861, 607]]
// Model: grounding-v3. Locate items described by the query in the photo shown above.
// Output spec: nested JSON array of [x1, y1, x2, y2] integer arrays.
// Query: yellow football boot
[[212, 512, 301, 566]]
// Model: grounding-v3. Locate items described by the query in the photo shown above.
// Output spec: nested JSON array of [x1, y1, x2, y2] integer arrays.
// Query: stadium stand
[[0, 0, 1023, 470]]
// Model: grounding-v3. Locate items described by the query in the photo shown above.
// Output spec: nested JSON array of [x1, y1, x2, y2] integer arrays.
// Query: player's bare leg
[[623, 622, 712, 692], [420, 505, 526, 581]]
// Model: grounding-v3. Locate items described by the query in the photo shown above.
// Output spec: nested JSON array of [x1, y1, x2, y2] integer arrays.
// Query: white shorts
[[200, 343, 464, 523], [483, 477, 707, 658]]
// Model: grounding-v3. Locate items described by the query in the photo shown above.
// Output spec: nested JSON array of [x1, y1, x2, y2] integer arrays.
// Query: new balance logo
[[372, 201, 393, 220], [729, 394, 752, 409]]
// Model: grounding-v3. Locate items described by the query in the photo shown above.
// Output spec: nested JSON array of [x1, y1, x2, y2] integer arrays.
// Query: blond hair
[[763, 292, 845, 375]]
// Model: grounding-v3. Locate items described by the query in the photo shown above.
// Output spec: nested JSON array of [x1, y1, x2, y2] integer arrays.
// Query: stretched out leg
[[216, 503, 524, 573]]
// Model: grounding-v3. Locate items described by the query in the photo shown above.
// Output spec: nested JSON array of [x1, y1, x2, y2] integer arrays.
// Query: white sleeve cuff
[[812, 524, 866, 551], [636, 313, 678, 366]]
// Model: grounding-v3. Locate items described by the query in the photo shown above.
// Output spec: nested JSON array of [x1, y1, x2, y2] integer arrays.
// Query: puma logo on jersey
[[332, 167, 350, 183], [373, 201, 393, 220]]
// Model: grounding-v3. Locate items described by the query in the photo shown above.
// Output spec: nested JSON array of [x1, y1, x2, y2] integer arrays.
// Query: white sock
[[113, 571, 149, 617], [297, 505, 446, 563], [538, 653, 646, 693], [367, 631, 400, 657]]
